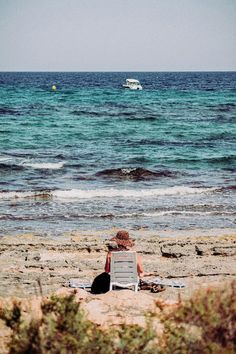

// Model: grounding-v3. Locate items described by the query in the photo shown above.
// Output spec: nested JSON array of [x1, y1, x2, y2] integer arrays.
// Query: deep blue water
[[0, 72, 235, 237]]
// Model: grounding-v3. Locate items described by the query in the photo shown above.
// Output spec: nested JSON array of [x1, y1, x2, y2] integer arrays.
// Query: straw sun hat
[[109, 230, 134, 248]]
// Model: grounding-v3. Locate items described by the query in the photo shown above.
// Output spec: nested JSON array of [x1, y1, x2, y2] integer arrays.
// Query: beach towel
[[68, 278, 92, 289]]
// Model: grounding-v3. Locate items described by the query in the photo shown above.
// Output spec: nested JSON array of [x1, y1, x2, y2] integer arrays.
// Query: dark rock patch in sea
[[222, 167, 236, 172], [54, 154, 67, 160], [0, 163, 24, 171], [125, 139, 166, 147], [208, 132, 235, 141], [0, 106, 21, 116], [71, 109, 130, 118], [211, 103, 236, 112], [121, 113, 159, 121], [4, 151, 35, 158], [223, 185, 236, 191], [72, 175, 95, 181], [211, 115, 236, 124], [95, 167, 175, 181], [205, 156, 236, 165], [21, 103, 59, 114], [71, 109, 104, 117]]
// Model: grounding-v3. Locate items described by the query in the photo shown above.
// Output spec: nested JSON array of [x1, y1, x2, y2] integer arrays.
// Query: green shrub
[[0, 300, 41, 354], [0, 282, 235, 354], [115, 322, 156, 354], [158, 280, 236, 354], [0, 295, 155, 354], [40, 294, 114, 354]]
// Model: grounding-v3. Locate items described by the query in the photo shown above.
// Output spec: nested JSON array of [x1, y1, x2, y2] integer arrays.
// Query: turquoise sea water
[[0, 72, 235, 237]]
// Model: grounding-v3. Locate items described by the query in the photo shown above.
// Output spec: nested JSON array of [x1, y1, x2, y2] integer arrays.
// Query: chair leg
[[109, 283, 113, 291], [134, 284, 138, 292]]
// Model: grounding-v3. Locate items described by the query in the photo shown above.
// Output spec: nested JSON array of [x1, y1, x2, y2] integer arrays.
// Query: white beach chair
[[109, 251, 139, 292]]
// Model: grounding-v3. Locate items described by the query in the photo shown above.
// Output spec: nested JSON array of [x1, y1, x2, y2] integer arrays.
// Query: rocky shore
[[0, 226, 235, 351], [0, 228, 235, 299]]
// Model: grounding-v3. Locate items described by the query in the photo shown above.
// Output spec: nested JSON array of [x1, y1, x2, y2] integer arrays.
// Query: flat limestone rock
[[0, 229, 235, 300]]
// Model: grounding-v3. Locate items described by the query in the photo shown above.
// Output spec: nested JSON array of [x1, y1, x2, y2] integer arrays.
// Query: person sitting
[[104, 230, 144, 277], [91, 230, 151, 294]]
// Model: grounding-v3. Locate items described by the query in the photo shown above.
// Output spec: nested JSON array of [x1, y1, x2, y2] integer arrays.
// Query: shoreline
[[0, 227, 235, 299]]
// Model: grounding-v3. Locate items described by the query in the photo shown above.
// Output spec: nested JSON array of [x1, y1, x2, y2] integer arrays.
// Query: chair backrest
[[110, 251, 138, 291]]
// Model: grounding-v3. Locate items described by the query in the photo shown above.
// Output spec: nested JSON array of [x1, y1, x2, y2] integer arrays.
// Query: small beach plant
[[157, 280, 236, 353], [0, 299, 41, 354]]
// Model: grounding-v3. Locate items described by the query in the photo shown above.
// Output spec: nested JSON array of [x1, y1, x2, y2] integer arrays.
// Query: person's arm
[[104, 252, 111, 273], [137, 255, 144, 277], [137, 255, 155, 278]]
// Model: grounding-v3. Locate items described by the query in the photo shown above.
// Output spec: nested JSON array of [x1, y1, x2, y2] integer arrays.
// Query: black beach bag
[[91, 272, 110, 294]]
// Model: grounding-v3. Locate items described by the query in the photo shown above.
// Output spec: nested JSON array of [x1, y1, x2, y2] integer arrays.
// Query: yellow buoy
[[51, 85, 57, 91]]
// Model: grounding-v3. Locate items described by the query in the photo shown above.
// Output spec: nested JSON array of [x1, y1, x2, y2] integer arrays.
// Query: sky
[[0, 0, 235, 71]]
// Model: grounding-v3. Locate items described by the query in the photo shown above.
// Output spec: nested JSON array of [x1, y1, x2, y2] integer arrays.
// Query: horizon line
[[0, 70, 236, 73]]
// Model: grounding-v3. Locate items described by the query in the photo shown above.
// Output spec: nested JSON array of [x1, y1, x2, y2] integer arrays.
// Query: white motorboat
[[122, 79, 143, 90]]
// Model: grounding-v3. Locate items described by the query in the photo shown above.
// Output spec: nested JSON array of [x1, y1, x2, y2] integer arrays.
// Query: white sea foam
[[0, 186, 217, 201], [52, 186, 217, 200], [142, 210, 217, 217], [22, 162, 64, 169], [0, 157, 12, 163], [94, 209, 234, 219]]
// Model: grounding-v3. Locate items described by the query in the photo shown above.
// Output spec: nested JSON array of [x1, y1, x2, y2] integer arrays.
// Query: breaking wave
[[22, 162, 64, 170], [0, 186, 218, 201]]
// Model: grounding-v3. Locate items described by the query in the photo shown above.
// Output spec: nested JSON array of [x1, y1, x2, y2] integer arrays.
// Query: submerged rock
[[95, 167, 175, 181]]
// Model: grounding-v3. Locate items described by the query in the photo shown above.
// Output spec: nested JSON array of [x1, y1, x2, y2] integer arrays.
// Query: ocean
[[0, 72, 235, 237]]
